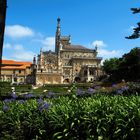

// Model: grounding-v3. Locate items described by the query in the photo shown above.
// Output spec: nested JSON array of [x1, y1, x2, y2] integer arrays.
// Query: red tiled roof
[[1, 60, 32, 70]]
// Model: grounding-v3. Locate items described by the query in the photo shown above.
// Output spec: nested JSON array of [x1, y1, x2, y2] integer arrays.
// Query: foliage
[[0, 82, 11, 96], [0, 82, 32, 97], [118, 47, 140, 81], [126, 7, 140, 39], [0, 93, 140, 139], [103, 47, 140, 82], [103, 58, 120, 75]]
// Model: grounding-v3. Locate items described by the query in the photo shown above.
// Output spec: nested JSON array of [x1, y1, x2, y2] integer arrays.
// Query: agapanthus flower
[[4, 99, 14, 103], [77, 89, 84, 96], [116, 89, 123, 94], [37, 98, 43, 104], [24, 93, 34, 98], [11, 93, 17, 98], [112, 84, 117, 88], [39, 102, 50, 112], [94, 86, 101, 90], [18, 100, 25, 104], [47, 92, 55, 98], [121, 86, 129, 91], [87, 88, 95, 95], [3, 105, 10, 112]]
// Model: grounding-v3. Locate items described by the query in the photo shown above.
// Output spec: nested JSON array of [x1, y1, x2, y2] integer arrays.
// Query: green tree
[[103, 47, 140, 82], [119, 47, 140, 81], [103, 58, 120, 75], [126, 8, 140, 39]]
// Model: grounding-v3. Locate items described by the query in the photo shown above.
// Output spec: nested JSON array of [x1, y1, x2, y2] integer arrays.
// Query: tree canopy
[[103, 47, 140, 82], [126, 8, 140, 39]]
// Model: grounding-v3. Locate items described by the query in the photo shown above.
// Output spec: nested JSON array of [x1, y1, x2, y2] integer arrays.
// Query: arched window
[[84, 70, 87, 76]]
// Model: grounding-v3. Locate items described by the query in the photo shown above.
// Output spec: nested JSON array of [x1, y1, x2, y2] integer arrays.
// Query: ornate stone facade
[[35, 18, 102, 84]]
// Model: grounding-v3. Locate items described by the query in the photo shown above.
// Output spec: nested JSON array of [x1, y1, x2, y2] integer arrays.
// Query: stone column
[[87, 66, 89, 82]]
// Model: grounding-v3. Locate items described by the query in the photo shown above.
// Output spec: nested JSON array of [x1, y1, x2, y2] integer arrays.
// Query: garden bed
[[0, 94, 140, 139]]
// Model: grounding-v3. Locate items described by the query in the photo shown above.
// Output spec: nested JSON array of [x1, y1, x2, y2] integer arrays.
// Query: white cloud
[[5, 25, 34, 38], [12, 50, 35, 61], [3, 43, 12, 49], [14, 44, 24, 50], [92, 40, 107, 48], [3, 43, 35, 61], [90, 40, 123, 60], [98, 49, 121, 58], [39, 37, 55, 51]]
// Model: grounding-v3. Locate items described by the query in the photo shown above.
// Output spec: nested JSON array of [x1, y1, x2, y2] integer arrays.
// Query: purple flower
[[24, 93, 34, 98], [94, 86, 101, 90], [77, 89, 84, 96], [121, 86, 129, 91], [11, 93, 17, 98], [87, 88, 95, 95], [19, 100, 25, 104], [39, 102, 50, 112], [112, 84, 117, 88], [3, 105, 10, 112], [47, 92, 55, 98], [116, 89, 123, 94], [4, 99, 14, 103], [37, 98, 43, 104]]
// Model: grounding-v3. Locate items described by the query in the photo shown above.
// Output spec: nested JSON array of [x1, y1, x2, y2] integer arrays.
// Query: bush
[[0, 82, 11, 96]]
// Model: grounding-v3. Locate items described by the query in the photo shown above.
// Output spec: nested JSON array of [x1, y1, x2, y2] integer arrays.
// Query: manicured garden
[[0, 82, 140, 139]]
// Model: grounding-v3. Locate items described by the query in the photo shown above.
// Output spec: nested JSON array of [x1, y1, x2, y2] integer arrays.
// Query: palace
[[34, 18, 102, 84]]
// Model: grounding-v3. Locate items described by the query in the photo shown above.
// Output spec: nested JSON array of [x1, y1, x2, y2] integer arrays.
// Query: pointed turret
[[95, 44, 98, 51], [55, 17, 61, 54], [95, 44, 98, 56], [39, 48, 43, 69], [33, 55, 36, 65]]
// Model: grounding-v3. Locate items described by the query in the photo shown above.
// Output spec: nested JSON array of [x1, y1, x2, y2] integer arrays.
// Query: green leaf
[[53, 132, 62, 138]]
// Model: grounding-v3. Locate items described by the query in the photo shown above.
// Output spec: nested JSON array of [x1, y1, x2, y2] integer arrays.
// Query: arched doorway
[[74, 77, 81, 83], [63, 78, 70, 84]]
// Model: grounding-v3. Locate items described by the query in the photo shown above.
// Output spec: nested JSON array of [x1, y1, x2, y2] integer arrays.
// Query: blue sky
[[3, 0, 140, 62]]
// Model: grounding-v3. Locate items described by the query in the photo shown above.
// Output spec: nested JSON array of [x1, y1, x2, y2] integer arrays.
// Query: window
[[13, 70, 15, 74], [19, 70, 21, 74], [84, 70, 87, 76]]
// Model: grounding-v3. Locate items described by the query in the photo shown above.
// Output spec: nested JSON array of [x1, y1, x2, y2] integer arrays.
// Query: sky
[[3, 0, 140, 62]]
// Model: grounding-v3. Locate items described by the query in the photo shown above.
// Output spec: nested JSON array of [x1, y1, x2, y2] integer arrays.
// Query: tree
[[103, 47, 140, 82], [103, 58, 120, 75], [119, 47, 140, 81], [126, 8, 140, 39]]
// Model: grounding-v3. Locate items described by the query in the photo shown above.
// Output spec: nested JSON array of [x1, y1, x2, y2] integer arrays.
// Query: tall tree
[[0, 0, 7, 78], [119, 47, 140, 81], [103, 47, 140, 82], [103, 58, 120, 76], [126, 8, 140, 39]]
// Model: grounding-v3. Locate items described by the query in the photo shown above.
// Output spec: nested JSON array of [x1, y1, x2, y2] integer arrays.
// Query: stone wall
[[36, 73, 62, 85]]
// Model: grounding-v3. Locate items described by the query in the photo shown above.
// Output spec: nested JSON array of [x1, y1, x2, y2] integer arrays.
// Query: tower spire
[[55, 17, 61, 54], [57, 17, 61, 29]]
